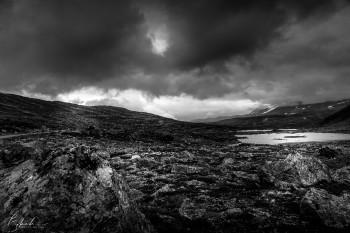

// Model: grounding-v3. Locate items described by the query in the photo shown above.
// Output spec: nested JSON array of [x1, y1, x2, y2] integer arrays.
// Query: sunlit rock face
[[262, 152, 331, 187], [0, 144, 155, 233]]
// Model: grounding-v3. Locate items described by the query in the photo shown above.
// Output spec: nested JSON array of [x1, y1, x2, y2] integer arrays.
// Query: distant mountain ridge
[[249, 100, 350, 117], [215, 99, 350, 129], [191, 104, 275, 123], [191, 115, 238, 123], [192, 100, 350, 125], [247, 104, 278, 116], [192, 104, 278, 123]]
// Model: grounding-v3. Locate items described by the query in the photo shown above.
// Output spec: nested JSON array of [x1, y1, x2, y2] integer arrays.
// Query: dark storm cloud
[[146, 0, 340, 70], [0, 0, 349, 102], [0, 0, 149, 94]]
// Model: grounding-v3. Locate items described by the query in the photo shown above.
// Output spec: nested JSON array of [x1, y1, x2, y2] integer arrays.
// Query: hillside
[[322, 104, 350, 125], [214, 100, 350, 129], [191, 115, 236, 123], [0, 92, 164, 130], [0, 92, 237, 143], [317, 104, 350, 132]]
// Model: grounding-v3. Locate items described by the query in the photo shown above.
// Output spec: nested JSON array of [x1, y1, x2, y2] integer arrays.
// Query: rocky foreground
[[1, 133, 350, 232]]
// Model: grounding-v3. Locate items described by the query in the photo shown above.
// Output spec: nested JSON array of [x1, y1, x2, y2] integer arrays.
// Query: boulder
[[178, 150, 195, 162], [186, 180, 206, 188], [178, 195, 240, 222], [332, 166, 350, 185], [263, 153, 330, 187], [300, 188, 350, 229], [224, 208, 243, 218], [222, 158, 235, 165], [179, 198, 207, 220], [183, 150, 195, 160], [0, 142, 39, 168], [172, 164, 207, 175], [152, 184, 176, 196], [0, 145, 155, 233], [136, 157, 159, 169], [232, 171, 259, 182], [319, 146, 342, 158]]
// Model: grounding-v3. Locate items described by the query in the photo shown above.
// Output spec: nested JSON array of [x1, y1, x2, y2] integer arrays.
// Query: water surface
[[237, 132, 350, 145], [236, 129, 298, 133]]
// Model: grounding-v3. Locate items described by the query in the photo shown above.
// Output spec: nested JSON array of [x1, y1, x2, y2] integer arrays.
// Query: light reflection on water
[[236, 133, 350, 145], [237, 129, 298, 132]]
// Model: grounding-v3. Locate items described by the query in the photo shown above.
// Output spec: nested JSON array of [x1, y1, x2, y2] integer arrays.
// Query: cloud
[[0, 0, 148, 94], [241, 6, 350, 104], [56, 87, 258, 120], [141, 0, 341, 70], [0, 0, 350, 119]]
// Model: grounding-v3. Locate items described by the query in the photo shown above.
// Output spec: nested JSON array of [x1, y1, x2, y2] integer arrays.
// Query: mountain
[[214, 99, 350, 129], [247, 104, 278, 116], [191, 104, 278, 123], [192, 100, 350, 124], [0, 92, 237, 142], [247, 100, 350, 117], [321, 104, 350, 127], [192, 115, 236, 123]]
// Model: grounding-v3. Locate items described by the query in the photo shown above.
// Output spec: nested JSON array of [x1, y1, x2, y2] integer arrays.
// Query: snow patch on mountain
[[261, 106, 278, 114], [249, 104, 278, 115]]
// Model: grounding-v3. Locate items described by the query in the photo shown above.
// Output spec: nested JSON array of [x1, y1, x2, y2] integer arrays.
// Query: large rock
[[179, 198, 207, 220], [136, 157, 159, 169], [0, 145, 155, 233], [300, 188, 350, 229], [178, 195, 241, 221], [171, 164, 208, 175], [332, 166, 350, 185], [319, 146, 342, 158], [0, 142, 39, 168], [263, 153, 330, 187]]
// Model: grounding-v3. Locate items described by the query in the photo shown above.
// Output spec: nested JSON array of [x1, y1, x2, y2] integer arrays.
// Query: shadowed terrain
[[322, 104, 350, 125], [1, 93, 350, 232], [0, 92, 237, 143]]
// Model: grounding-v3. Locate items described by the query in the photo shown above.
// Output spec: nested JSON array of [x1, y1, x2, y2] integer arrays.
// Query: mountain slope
[[214, 100, 350, 129], [192, 100, 350, 124], [322, 104, 350, 125], [192, 115, 236, 123], [250, 100, 350, 117], [0, 92, 166, 131], [0, 92, 237, 142], [247, 104, 278, 116], [191, 105, 277, 123]]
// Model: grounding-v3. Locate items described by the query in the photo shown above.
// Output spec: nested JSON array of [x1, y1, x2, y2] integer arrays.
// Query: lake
[[236, 129, 297, 133], [236, 132, 350, 145]]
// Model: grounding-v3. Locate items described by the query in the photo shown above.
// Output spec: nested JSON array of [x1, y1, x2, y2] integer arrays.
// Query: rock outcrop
[[332, 166, 350, 185], [2, 134, 350, 232], [0, 145, 155, 233], [319, 146, 342, 158], [300, 188, 350, 229], [263, 152, 331, 187]]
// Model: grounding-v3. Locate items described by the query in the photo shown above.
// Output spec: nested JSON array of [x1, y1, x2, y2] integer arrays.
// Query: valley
[[1, 93, 350, 232], [1, 1, 350, 232]]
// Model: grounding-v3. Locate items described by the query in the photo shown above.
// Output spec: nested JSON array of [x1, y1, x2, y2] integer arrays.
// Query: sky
[[1, 0, 350, 120]]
